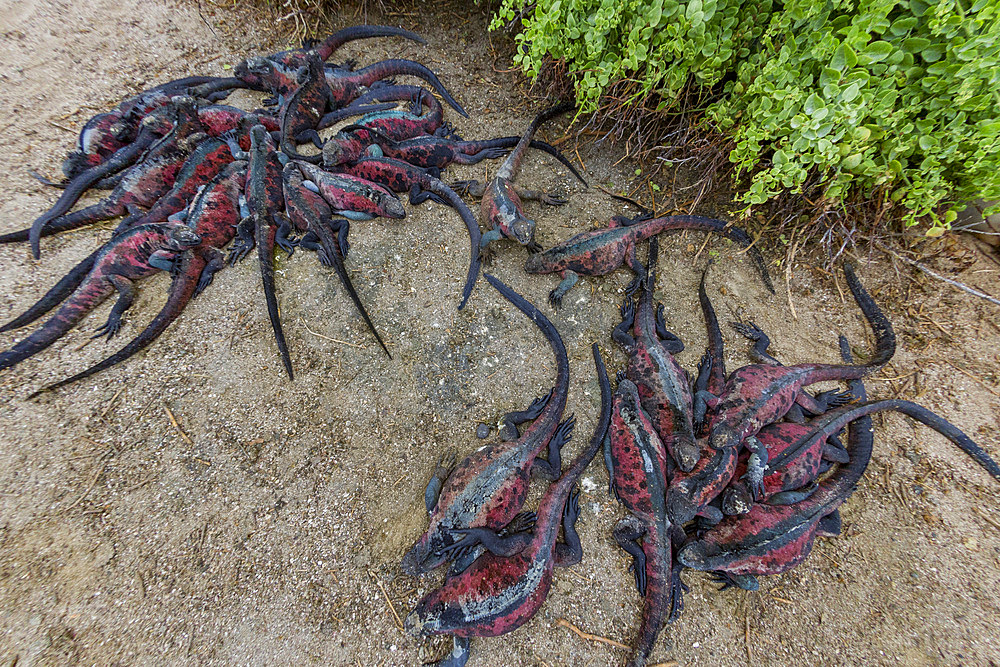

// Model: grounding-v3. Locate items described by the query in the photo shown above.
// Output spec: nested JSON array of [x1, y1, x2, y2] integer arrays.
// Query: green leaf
[[891, 16, 918, 35], [902, 37, 931, 53], [980, 120, 1000, 137], [922, 44, 944, 62], [647, 0, 663, 27], [804, 92, 823, 115], [831, 43, 857, 70], [862, 41, 894, 63], [843, 153, 863, 170]]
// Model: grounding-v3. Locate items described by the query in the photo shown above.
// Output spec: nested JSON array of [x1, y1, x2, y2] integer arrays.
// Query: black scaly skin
[[244, 125, 295, 379], [404, 343, 611, 667], [0, 223, 201, 372], [29, 162, 248, 396], [337, 156, 482, 310], [400, 274, 573, 576], [676, 346, 1000, 586], [282, 163, 390, 357], [340, 91, 445, 143], [668, 262, 896, 526], [25, 96, 207, 259], [525, 214, 775, 307], [694, 261, 728, 407], [279, 54, 334, 163], [0, 246, 107, 333], [471, 102, 574, 251], [605, 377, 683, 666], [234, 51, 465, 118], [112, 134, 238, 233]]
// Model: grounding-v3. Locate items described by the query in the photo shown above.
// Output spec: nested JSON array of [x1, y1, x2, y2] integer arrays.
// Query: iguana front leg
[[499, 390, 552, 441], [553, 488, 583, 566], [531, 416, 575, 480], [548, 269, 579, 308], [92, 274, 137, 340], [514, 185, 567, 206], [612, 515, 648, 594], [449, 179, 486, 198]]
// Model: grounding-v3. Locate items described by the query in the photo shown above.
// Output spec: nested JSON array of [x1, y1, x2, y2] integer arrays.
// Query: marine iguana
[[612, 237, 699, 472], [27, 162, 248, 396], [400, 274, 574, 576], [453, 102, 575, 253], [405, 342, 611, 667], [0, 222, 200, 372], [604, 376, 686, 666], [524, 214, 774, 307]]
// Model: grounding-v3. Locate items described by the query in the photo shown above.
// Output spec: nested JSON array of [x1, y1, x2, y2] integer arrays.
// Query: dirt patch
[[1, 1, 999, 665]]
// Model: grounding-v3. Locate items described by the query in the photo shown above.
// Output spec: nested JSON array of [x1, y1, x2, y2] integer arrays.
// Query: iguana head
[[234, 56, 277, 92], [721, 485, 753, 515], [167, 224, 202, 249], [400, 531, 451, 576], [321, 132, 353, 167], [508, 214, 536, 247]]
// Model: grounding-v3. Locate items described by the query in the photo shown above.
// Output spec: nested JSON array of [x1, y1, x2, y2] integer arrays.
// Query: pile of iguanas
[[2, 21, 998, 667], [0, 24, 599, 386], [402, 248, 1000, 667]]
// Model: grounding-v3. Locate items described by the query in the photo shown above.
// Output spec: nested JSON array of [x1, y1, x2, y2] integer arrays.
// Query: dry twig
[[556, 618, 630, 650]]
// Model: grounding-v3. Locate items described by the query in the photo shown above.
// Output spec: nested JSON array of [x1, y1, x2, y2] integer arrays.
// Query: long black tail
[[560, 343, 612, 481], [809, 398, 1000, 482], [0, 247, 102, 332], [317, 224, 391, 358], [464, 136, 587, 186], [426, 178, 481, 310], [484, 274, 569, 412], [353, 59, 467, 117], [641, 215, 774, 294], [503, 101, 575, 182], [29, 253, 205, 397], [843, 261, 896, 369], [697, 260, 727, 396], [315, 25, 427, 61], [258, 224, 293, 379]]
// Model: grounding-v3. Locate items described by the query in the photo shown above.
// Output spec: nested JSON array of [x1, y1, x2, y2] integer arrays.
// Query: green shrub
[[492, 0, 1000, 231], [492, 0, 773, 110]]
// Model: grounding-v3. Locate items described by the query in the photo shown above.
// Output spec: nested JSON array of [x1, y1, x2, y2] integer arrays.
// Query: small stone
[[963, 536, 978, 551], [475, 423, 491, 439], [92, 543, 115, 567], [352, 548, 371, 567]]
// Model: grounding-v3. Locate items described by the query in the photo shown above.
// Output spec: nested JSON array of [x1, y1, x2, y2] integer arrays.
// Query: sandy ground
[[1, 1, 999, 665]]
